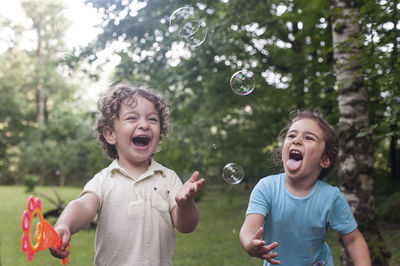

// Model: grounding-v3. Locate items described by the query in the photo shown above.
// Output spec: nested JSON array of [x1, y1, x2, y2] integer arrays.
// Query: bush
[[379, 191, 400, 223], [23, 175, 39, 192]]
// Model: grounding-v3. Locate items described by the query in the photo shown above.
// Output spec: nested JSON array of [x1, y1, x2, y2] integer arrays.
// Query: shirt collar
[[109, 159, 165, 180]]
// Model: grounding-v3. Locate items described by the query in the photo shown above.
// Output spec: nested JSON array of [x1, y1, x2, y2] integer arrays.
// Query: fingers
[[49, 245, 70, 259], [187, 171, 205, 193], [176, 171, 206, 205], [265, 241, 278, 251], [190, 171, 200, 182], [248, 239, 279, 263], [49, 226, 71, 259], [60, 231, 70, 250], [262, 242, 280, 264], [254, 226, 264, 240]]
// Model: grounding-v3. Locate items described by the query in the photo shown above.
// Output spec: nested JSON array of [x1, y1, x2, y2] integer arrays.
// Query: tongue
[[286, 159, 301, 172]]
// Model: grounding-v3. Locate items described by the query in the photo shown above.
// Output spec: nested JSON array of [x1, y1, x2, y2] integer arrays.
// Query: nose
[[292, 136, 301, 145], [138, 118, 149, 130]]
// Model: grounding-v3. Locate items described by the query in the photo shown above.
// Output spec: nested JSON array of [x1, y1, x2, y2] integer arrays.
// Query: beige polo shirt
[[80, 159, 183, 266]]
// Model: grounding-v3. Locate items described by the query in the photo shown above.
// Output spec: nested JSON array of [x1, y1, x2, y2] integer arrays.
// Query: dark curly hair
[[95, 84, 171, 159], [274, 110, 339, 179]]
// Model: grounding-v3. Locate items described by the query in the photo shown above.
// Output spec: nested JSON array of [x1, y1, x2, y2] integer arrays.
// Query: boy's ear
[[103, 126, 116, 145], [320, 154, 331, 169]]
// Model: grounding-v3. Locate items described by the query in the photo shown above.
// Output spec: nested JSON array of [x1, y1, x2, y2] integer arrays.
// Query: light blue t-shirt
[[246, 173, 357, 266]]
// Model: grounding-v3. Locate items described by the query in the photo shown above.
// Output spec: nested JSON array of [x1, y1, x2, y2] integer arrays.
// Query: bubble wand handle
[[21, 196, 70, 265]]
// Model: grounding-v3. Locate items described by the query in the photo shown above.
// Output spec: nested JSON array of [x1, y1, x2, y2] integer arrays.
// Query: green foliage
[[0, 0, 107, 186], [22, 175, 39, 192], [85, 0, 342, 183], [379, 191, 400, 223], [0, 0, 397, 237]]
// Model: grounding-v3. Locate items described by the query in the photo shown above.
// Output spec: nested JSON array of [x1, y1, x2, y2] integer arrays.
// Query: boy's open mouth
[[132, 135, 151, 148], [286, 150, 303, 171]]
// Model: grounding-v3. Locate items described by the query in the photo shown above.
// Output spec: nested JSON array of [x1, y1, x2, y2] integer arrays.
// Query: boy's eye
[[149, 117, 159, 122], [127, 116, 137, 120]]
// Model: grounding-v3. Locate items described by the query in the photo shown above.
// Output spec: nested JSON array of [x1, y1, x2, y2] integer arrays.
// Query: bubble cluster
[[230, 70, 255, 95], [222, 163, 244, 185], [169, 6, 207, 47]]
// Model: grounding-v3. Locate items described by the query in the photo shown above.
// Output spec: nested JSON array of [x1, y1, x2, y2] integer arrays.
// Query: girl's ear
[[103, 126, 116, 145], [320, 154, 331, 169]]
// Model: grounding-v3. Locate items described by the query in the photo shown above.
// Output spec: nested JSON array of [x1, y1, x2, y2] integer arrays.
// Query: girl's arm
[[171, 171, 205, 233], [50, 192, 99, 258], [340, 228, 371, 266], [239, 213, 280, 264]]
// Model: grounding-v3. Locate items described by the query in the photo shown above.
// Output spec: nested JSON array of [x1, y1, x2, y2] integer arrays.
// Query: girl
[[240, 110, 370, 266]]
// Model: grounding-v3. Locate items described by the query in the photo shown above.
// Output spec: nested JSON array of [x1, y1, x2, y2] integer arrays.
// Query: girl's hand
[[247, 227, 280, 264]]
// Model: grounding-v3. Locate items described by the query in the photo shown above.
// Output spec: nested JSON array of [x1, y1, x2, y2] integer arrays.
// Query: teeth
[[132, 135, 151, 147], [289, 150, 303, 161]]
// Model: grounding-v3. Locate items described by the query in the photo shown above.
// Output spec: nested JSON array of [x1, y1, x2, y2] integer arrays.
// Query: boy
[[50, 84, 205, 265]]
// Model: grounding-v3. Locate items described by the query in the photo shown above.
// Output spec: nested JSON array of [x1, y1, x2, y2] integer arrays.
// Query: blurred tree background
[[0, 0, 399, 264]]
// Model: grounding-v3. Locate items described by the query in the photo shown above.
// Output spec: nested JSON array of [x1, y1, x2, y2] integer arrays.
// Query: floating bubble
[[230, 70, 255, 95], [211, 143, 217, 149], [183, 22, 207, 47], [169, 6, 207, 47], [222, 163, 244, 185], [169, 6, 199, 37], [179, 20, 202, 38]]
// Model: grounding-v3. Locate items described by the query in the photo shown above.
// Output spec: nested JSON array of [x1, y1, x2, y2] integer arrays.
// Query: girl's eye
[[127, 116, 137, 120], [305, 136, 315, 141], [287, 134, 296, 139], [149, 117, 159, 122]]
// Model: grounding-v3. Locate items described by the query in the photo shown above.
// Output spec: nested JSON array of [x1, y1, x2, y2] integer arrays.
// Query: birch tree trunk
[[330, 0, 391, 265]]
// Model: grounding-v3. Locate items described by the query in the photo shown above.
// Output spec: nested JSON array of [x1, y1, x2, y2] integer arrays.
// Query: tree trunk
[[330, 0, 391, 265], [34, 21, 45, 186]]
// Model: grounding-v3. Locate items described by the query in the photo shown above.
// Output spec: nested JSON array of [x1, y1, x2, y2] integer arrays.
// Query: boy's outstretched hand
[[49, 225, 71, 259], [172, 171, 205, 233], [175, 171, 205, 205]]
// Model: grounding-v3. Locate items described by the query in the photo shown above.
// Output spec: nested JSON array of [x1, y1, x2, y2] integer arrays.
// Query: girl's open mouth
[[286, 149, 303, 171]]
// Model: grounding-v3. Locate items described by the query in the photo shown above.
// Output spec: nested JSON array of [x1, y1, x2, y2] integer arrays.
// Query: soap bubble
[[169, 6, 207, 47], [183, 20, 207, 47], [169, 6, 199, 38], [230, 70, 255, 95], [222, 163, 244, 185], [179, 19, 202, 38]]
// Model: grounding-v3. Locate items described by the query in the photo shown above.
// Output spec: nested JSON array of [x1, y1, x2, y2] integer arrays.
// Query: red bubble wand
[[21, 196, 70, 264]]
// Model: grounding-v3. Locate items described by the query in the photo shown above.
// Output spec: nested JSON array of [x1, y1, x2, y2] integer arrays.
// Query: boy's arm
[[171, 171, 205, 233], [340, 228, 371, 266], [50, 192, 99, 258], [239, 213, 280, 264]]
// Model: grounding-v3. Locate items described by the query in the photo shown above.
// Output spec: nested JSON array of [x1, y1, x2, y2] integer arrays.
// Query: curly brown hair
[[274, 110, 339, 179], [95, 84, 171, 159]]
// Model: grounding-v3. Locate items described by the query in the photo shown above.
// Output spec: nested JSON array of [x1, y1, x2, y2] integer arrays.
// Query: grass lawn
[[0, 185, 399, 265], [0, 186, 95, 266]]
